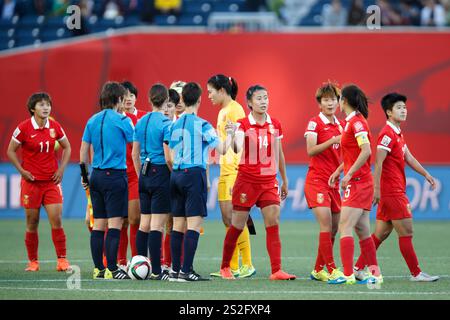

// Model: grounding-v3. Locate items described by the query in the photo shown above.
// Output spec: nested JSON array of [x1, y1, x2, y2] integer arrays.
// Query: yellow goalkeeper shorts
[[218, 174, 237, 202]]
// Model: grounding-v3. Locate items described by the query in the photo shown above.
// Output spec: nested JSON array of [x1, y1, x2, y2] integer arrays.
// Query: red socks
[[129, 224, 139, 257], [319, 232, 336, 272], [221, 225, 243, 269], [51, 228, 67, 258], [359, 236, 380, 276], [399, 235, 421, 277], [163, 232, 171, 266], [266, 225, 282, 274], [355, 234, 381, 270], [25, 231, 39, 261], [117, 226, 128, 264], [340, 236, 354, 276]]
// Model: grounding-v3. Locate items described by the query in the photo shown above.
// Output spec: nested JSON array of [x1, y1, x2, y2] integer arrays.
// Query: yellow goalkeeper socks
[[238, 226, 253, 267]]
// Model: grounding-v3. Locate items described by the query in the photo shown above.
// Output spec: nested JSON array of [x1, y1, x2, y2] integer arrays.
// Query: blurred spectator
[[322, 0, 347, 27], [51, 0, 70, 16], [377, 0, 403, 25], [101, 0, 125, 19], [1, 0, 16, 20], [399, 0, 421, 25], [154, 0, 182, 15], [439, 0, 450, 25], [347, 0, 366, 25], [421, 0, 446, 26], [247, 0, 269, 12], [33, 0, 50, 15], [140, 0, 155, 23]]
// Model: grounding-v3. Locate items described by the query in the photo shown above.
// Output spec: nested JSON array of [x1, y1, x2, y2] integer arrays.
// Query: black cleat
[[178, 270, 210, 282], [149, 270, 170, 280]]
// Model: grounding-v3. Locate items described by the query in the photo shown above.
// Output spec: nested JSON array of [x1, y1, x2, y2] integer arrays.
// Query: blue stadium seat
[[124, 15, 142, 27], [154, 15, 178, 26], [40, 27, 71, 41], [183, 2, 212, 15], [213, 2, 245, 13], [18, 15, 44, 28], [45, 16, 66, 28], [177, 14, 208, 26]]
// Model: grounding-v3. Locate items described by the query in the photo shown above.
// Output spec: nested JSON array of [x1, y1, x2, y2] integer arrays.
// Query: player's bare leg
[[45, 203, 70, 271], [24, 208, 40, 271]]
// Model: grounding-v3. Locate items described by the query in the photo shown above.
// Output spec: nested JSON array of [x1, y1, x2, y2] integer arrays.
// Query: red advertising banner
[[1, 31, 449, 163]]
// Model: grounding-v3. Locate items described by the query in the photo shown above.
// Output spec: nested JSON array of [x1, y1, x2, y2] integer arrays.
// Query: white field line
[[1, 256, 449, 264], [0, 275, 448, 282], [0, 286, 449, 296]]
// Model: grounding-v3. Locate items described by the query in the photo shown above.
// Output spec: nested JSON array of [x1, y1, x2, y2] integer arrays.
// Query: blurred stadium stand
[[0, 0, 449, 50]]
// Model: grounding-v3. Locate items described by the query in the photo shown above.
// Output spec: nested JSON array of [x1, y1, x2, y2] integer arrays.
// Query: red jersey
[[304, 113, 344, 186], [236, 113, 283, 183], [125, 109, 146, 177], [12, 117, 66, 181], [377, 121, 407, 196], [341, 111, 372, 181]]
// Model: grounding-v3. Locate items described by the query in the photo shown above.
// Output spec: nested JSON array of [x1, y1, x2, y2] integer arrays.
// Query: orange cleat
[[269, 270, 296, 280], [200, 227, 204, 235], [220, 267, 235, 280], [56, 258, 71, 272], [25, 260, 40, 272]]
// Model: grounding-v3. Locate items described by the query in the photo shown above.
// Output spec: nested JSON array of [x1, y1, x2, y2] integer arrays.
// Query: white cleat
[[353, 267, 368, 281], [410, 272, 439, 282]]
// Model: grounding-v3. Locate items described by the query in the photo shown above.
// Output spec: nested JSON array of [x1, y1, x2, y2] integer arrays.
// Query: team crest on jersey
[[307, 121, 317, 131], [317, 193, 324, 204], [381, 135, 392, 147], [23, 195, 29, 206], [49, 128, 56, 138], [240, 193, 247, 204], [354, 121, 364, 132], [268, 124, 275, 134]]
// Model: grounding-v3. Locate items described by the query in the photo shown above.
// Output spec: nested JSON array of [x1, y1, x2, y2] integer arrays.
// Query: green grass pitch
[[0, 219, 449, 300]]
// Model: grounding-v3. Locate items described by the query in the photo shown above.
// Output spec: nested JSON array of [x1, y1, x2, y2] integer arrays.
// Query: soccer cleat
[[149, 270, 170, 281], [310, 269, 329, 282], [93, 268, 105, 279], [25, 260, 40, 272], [161, 264, 170, 273], [343, 274, 356, 285], [211, 267, 239, 278], [353, 267, 368, 281], [200, 227, 205, 235], [219, 267, 235, 280], [168, 270, 179, 282], [364, 274, 384, 285], [327, 269, 347, 284], [239, 265, 256, 278], [118, 261, 130, 273], [56, 258, 71, 272], [269, 270, 296, 280], [104, 268, 131, 280], [410, 272, 439, 282], [178, 270, 210, 282]]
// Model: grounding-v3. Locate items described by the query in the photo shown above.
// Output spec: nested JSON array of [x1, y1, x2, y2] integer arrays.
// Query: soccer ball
[[127, 255, 151, 280]]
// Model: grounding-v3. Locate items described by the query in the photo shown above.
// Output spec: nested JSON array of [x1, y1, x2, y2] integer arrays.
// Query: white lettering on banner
[[406, 177, 441, 212], [207, 177, 219, 209], [0, 175, 6, 209], [281, 178, 308, 211], [10, 174, 21, 208]]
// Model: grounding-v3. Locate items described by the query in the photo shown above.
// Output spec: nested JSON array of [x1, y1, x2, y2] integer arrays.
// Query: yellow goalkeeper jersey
[[217, 100, 246, 176]]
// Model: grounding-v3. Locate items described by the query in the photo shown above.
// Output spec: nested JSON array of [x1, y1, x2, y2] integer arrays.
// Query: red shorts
[[128, 174, 139, 201], [304, 182, 341, 214], [232, 177, 280, 211], [341, 178, 373, 211], [376, 194, 412, 222], [20, 179, 63, 209]]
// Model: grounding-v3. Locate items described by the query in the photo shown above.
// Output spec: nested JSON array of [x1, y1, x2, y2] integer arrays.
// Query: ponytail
[[207, 74, 238, 100], [341, 84, 369, 119]]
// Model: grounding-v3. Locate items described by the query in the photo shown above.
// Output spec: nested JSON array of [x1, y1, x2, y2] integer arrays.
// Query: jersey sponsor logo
[[50, 128, 56, 138], [317, 193, 324, 204], [30, 134, 37, 138], [307, 121, 317, 131], [354, 121, 364, 132], [380, 135, 392, 147], [13, 127, 21, 138], [240, 193, 247, 204]]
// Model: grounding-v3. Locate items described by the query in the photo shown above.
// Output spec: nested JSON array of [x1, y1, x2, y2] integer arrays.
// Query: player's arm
[[328, 162, 344, 187], [6, 139, 34, 181], [232, 128, 245, 154], [373, 148, 388, 205], [52, 137, 71, 184], [306, 133, 341, 157], [341, 136, 371, 189], [79, 141, 91, 189], [163, 143, 173, 172], [278, 140, 288, 200], [132, 141, 141, 177], [404, 145, 436, 190]]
